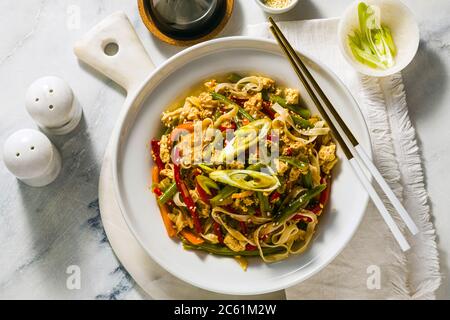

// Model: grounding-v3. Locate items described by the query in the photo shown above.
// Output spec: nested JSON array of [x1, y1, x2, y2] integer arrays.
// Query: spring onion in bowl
[[347, 2, 397, 70]]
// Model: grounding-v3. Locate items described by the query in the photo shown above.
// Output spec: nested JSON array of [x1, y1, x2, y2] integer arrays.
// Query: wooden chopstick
[[268, 20, 415, 251], [268, 18, 419, 237]]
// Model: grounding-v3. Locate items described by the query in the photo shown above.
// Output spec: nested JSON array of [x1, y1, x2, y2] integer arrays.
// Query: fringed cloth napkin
[[246, 18, 440, 299]]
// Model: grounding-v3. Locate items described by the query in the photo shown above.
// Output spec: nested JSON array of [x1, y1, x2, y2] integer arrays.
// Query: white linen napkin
[[246, 18, 441, 299]]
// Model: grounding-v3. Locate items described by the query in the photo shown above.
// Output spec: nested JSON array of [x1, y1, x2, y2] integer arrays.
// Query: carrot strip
[[152, 166, 175, 237], [152, 166, 160, 184], [159, 204, 176, 238], [181, 230, 204, 245]]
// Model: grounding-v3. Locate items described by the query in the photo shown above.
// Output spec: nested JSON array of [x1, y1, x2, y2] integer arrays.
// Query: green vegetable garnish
[[158, 182, 177, 205], [347, 2, 397, 70], [268, 95, 311, 119], [196, 175, 219, 195], [210, 92, 255, 122], [209, 170, 280, 192], [219, 118, 271, 161], [210, 185, 238, 206], [183, 242, 284, 256], [276, 184, 326, 224]]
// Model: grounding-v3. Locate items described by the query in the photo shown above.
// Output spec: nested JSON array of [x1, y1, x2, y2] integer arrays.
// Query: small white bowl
[[338, 0, 420, 77], [254, 0, 299, 14]]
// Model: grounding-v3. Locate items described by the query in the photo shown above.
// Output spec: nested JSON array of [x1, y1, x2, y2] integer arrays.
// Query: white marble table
[[0, 0, 448, 299]]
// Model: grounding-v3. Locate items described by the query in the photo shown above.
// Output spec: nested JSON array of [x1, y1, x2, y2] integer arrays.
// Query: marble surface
[[0, 0, 448, 299]]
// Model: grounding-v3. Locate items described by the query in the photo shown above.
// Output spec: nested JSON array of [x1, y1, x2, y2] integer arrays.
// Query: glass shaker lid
[[151, 0, 219, 31]]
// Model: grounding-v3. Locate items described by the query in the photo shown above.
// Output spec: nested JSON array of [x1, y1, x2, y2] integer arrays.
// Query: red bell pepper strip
[[196, 182, 211, 203], [245, 244, 257, 251], [173, 158, 202, 233], [309, 177, 331, 215], [219, 121, 237, 132], [239, 221, 248, 235], [262, 100, 276, 119], [153, 187, 163, 197], [270, 191, 281, 203], [319, 177, 330, 206], [151, 139, 165, 171], [230, 97, 248, 107], [213, 222, 224, 244]]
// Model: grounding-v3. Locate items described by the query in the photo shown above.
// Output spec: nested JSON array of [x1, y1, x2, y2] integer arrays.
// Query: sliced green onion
[[158, 182, 177, 204], [196, 175, 219, 195], [220, 118, 271, 161], [347, 2, 397, 70], [209, 170, 280, 192]]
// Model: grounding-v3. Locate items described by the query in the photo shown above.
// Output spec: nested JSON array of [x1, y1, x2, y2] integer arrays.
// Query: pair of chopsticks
[[269, 18, 419, 251]]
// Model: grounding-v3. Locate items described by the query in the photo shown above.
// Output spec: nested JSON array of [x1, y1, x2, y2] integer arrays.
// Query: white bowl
[[338, 0, 420, 77], [254, 0, 299, 14], [112, 37, 372, 295]]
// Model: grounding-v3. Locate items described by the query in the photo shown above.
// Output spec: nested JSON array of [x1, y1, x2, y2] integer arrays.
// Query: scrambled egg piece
[[318, 144, 337, 163], [284, 88, 300, 105], [259, 77, 275, 90], [169, 212, 193, 233], [224, 233, 246, 252], [198, 92, 219, 109], [159, 134, 170, 164], [275, 158, 289, 175], [204, 79, 217, 91], [160, 168, 173, 179], [228, 161, 245, 170], [197, 201, 211, 218], [281, 141, 305, 156], [243, 92, 263, 118], [319, 144, 338, 175], [289, 167, 302, 183]]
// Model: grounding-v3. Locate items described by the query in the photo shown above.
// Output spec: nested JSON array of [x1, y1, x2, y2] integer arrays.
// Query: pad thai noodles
[[150, 73, 338, 269]]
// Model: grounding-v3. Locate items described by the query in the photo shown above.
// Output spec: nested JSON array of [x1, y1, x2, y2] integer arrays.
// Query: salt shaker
[[3, 129, 62, 187], [25, 76, 82, 135]]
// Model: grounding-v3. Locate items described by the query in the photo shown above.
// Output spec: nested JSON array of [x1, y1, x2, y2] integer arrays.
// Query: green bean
[[275, 184, 326, 224], [257, 191, 270, 214], [183, 242, 284, 257], [210, 185, 238, 206], [302, 171, 313, 189], [158, 182, 177, 204], [279, 156, 309, 172], [196, 175, 219, 195], [210, 92, 255, 122], [269, 95, 311, 119], [292, 114, 313, 129]]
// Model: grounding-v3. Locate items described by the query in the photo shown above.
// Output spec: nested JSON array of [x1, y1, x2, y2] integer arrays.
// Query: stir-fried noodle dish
[[151, 74, 338, 269]]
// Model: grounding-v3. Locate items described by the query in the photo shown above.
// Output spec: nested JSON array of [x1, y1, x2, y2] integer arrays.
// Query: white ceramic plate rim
[[111, 36, 372, 295]]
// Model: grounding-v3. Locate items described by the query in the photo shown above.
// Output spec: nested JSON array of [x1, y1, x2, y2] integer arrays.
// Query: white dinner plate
[[111, 37, 371, 295]]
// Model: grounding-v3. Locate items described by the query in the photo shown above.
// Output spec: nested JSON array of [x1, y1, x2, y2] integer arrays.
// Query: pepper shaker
[[3, 129, 62, 187], [25, 76, 82, 135]]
